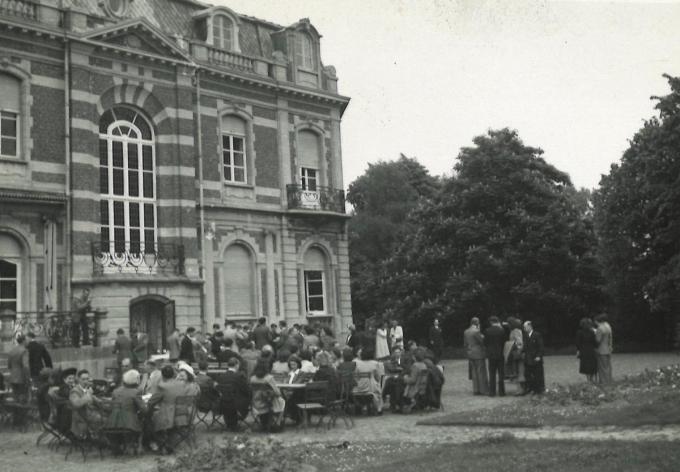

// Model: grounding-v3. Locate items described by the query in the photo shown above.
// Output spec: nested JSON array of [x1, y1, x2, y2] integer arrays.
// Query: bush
[[158, 437, 308, 472]]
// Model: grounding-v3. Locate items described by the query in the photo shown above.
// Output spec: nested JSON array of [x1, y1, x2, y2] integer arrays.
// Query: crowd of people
[[463, 314, 614, 397]]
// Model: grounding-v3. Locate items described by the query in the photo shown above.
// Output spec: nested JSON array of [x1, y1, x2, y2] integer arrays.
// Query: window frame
[[0, 109, 19, 159], [212, 14, 234, 51], [221, 132, 247, 184], [99, 108, 157, 256], [0, 259, 19, 314], [295, 33, 315, 71], [304, 269, 326, 314], [300, 167, 318, 191]]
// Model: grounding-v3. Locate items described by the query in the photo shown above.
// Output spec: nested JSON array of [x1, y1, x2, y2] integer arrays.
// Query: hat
[[122, 369, 140, 386], [178, 363, 195, 378], [61, 367, 77, 380]]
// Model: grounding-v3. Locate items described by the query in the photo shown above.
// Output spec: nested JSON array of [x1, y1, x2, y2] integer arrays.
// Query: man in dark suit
[[463, 317, 488, 395], [523, 321, 545, 395], [217, 338, 246, 373], [179, 327, 196, 363], [484, 316, 507, 397], [214, 358, 251, 431], [251, 317, 272, 349], [7, 334, 29, 425], [26, 332, 52, 383], [113, 328, 132, 368]]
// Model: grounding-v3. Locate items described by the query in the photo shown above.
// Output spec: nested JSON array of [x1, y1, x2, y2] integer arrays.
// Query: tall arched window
[[221, 115, 247, 184], [213, 14, 234, 50], [303, 247, 327, 314], [99, 106, 156, 255], [224, 244, 255, 317], [0, 73, 20, 158], [0, 233, 22, 313], [295, 33, 314, 70]]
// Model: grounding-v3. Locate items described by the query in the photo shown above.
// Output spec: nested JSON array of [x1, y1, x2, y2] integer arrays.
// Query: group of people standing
[[575, 314, 614, 384]]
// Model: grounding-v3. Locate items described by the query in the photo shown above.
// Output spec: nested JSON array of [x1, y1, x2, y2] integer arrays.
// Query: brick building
[[0, 0, 352, 355]]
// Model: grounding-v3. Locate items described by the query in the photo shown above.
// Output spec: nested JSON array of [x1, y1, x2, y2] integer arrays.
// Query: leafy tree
[[593, 75, 680, 348], [380, 129, 605, 345], [347, 155, 439, 326]]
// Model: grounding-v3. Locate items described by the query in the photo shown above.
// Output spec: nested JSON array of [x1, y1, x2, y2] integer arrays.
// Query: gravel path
[[0, 353, 677, 472]]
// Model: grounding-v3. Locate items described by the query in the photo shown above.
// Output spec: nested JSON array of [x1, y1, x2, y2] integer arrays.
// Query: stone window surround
[[0, 59, 31, 164], [217, 105, 255, 188]]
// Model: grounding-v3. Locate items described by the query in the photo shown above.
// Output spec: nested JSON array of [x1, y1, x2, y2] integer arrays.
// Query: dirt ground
[[0, 352, 678, 472]]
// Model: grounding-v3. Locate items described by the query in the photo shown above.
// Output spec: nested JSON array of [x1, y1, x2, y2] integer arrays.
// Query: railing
[[91, 241, 185, 276], [0, 309, 108, 348], [286, 184, 346, 214], [0, 0, 38, 21], [192, 42, 255, 72]]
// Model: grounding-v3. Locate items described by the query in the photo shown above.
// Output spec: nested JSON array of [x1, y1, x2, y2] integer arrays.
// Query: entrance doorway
[[129, 296, 175, 354]]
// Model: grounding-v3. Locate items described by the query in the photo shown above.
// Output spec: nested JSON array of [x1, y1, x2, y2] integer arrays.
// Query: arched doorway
[[129, 295, 174, 354]]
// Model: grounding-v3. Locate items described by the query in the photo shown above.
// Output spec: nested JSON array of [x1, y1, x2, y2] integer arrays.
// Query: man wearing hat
[[109, 369, 147, 441]]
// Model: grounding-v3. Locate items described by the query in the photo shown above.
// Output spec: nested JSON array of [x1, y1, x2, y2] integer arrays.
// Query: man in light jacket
[[595, 313, 613, 384], [463, 317, 489, 395]]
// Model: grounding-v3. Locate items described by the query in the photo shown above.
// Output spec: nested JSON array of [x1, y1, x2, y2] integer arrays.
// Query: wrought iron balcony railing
[[0, 309, 107, 349], [91, 241, 185, 276], [286, 184, 346, 214]]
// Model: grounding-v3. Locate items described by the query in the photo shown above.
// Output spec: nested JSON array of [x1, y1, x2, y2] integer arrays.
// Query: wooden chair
[[327, 372, 354, 429], [295, 381, 329, 432]]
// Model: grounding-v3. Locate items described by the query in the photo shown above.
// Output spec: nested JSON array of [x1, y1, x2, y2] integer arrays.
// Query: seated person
[[138, 360, 162, 396], [312, 351, 339, 401], [35, 367, 55, 423], [50, 367, 76, 434], [108, 369, 147, 434], [214, 358, 251, 431], [271, 350, 291, 376], [300, 348, 319, 374], [249, 358, 285, 430], [239, 341, 261, 378], [285, 355, 304, 384], [217, 338, 245, 373], [69, 369, 103, 437], [353, 348, 383, 415], [402, 348, 428, 411], [148, 365, 199, 435], [382, 347, 405, 411]]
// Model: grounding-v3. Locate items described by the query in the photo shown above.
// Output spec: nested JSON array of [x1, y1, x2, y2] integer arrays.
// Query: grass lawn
[[419, 364, 680, 428], [301, 438, 680, 472]]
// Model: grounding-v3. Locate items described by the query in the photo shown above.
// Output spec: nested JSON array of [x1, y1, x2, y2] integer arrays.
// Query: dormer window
[[100, 0, 131, 18], [295, 33, 314, 70], [213, 15, 234, 51]]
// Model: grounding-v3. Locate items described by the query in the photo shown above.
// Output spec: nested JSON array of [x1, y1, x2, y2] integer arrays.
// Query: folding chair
[[101, 400, 141, 455], [351, 372, 375, 415], [295, 381, 329, 432], [64, 404, 107, 461], [327, 372, 354, 429], [214, 383, 249, 431], [195, 386, 223, 430], [162, 395, 198, 452]]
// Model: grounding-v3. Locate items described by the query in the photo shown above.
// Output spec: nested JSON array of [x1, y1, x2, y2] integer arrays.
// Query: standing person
[[345, 324, 358, 350], [375, 321, 390, 360], [506, 317, 525, 393], [167, 328, 181, 362], [71, 287, 92, 347], [26, 331, 53, 384], [428, 318, 444, 361], [594, 314, 613, 384], [484, 316, 507, 397], [389, 319, 404, 352], [113, 328, 132, 368], [576, 318, 598, 382], [133, 331, 149, 367], [179, 327, 196, 363], [7, 334, 30, 425], [463, 317, 489, 395], [523, 321, 545, 395], [252, 317, 272, 350]]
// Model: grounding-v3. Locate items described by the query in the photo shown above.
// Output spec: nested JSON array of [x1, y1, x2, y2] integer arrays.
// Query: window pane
[[99, 109, 114, 133], [134, 115, 152, 140], [144, 229, 155, 251], [114, 107, 136, 123], [233, 152, 244, 167], [119, 125, 130, 136], [99, 139, 108, 165], [113, 228, 125, 252], [308, 297, 324, 312], [222, 135, 231, 151], [100, 227, 109, 245], [142, 173, 153, 198], [129, 203, 140, 228], [224, 166, 232, 181], [234, 168, 245, 182], [129, 230, 140, 253], [0, 280, 17, 299], [1, 139, 16, 156], [1, 117, 17, 136], [223, 150, 232, 166], [128, 170, 139, 196], [144, 204, 154, 228], [128, 143, 138, 169], [100, 200, 109, 226], [308, 281, 323, 296], [100, 167, 108, 194], [113, 168, 124, 195], [112, 141, 123, 167], [113, 201, 124, 226], [233, 137, 243, 152], [0, 260, 17, 278], [0, 300, 17, 312], [142, 145, 153, 170]]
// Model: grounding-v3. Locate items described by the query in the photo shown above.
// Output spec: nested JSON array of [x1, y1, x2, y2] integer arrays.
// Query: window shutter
[[224, 244, 254, 315], [298, 130, 320, 168], [222, 115, 246, 135], [0, 74, 20, 110]]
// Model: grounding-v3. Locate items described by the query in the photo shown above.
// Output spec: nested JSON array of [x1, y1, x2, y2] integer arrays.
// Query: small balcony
[[286, 184, 346, 214], [91, 241, 185, 276], [0, 309, 107, 349], [190, 41, 255, 73]]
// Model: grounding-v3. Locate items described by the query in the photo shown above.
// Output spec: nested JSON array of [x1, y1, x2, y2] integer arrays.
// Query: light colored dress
[[375, 328, 390, 359]]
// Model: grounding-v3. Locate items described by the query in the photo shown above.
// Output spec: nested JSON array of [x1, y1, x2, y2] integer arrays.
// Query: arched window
[[298, 130, 321, 191], [213, 14, 234, 50], [0, 73, 20, 158], [224, 244, 255, 317], [98, 106, 156, 255], [221, 115, 247, 184], [0, 233, 22, 313], [295, 33, 314, 70], [303, 247, 327, 314]]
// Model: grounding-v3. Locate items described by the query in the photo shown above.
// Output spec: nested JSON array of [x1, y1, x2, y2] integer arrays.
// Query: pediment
[[82, 18, 191, 62]]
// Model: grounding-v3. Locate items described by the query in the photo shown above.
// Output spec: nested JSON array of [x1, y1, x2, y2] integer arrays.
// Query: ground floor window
[[0, 259, 17, 313], [304, 270, 325, 313]]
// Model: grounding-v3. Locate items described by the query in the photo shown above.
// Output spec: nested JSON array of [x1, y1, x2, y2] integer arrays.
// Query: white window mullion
[[108, 199, 114, 253]]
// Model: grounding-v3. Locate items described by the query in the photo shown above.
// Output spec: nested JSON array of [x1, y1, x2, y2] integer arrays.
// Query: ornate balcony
[[286, 184, 346, 214], [189, 41, 255, 73], [91, 241, 185, 276], [0, 309, 108, 349]]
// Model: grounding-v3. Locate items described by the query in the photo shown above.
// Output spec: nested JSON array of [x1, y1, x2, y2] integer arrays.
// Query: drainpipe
[[62, 2, 72, 313], [193, 68, 206, 332]]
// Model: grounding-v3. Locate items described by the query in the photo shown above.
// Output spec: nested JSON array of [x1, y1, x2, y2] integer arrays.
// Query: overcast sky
[[219, 0, 680, 190]]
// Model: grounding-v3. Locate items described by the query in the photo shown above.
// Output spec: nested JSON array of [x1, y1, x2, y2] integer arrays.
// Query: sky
[[217, 0, 680, 190]]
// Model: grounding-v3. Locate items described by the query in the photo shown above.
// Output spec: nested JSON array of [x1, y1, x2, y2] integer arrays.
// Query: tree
[[347, 155, 440, 326], [380, 129, 605, 345], [593, 75, 680, 348]]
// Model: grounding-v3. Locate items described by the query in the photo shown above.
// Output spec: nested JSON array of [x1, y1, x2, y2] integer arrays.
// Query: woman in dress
[[249, 358, 285, 430], [575, 317, 598, 382], [353, 347, 384, 414], [375, 321, 390, 360], [506, 317, 525, 393]]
